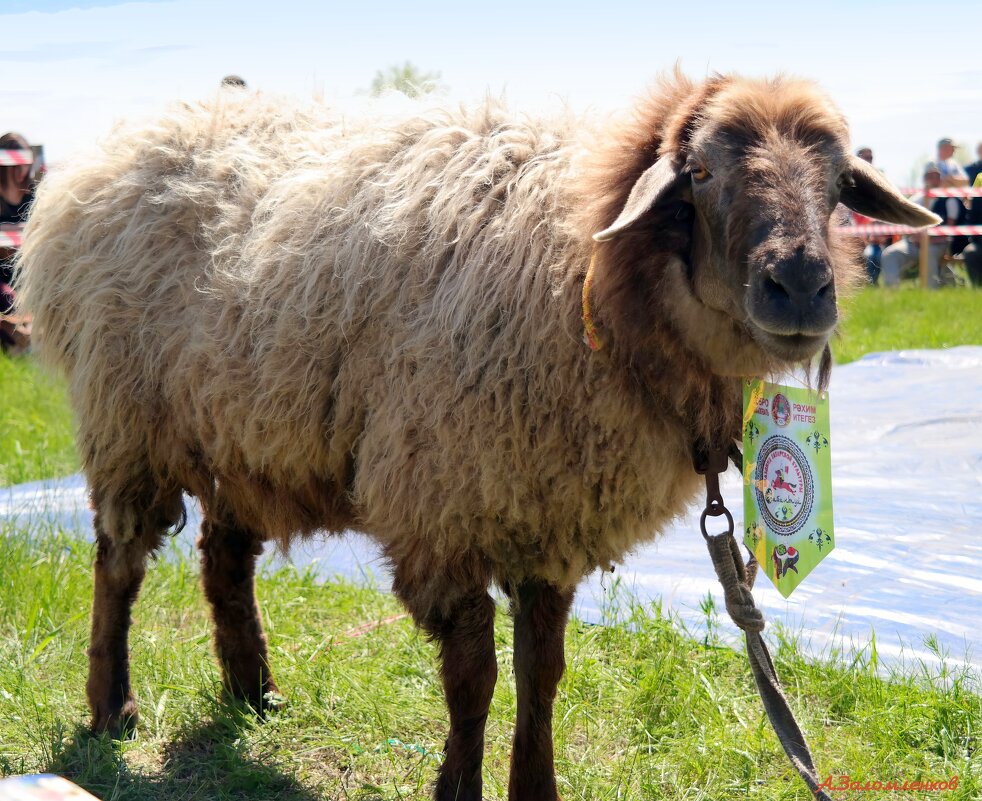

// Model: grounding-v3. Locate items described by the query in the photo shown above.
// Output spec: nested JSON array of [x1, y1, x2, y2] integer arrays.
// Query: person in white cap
[[935, 138, 968, 187]]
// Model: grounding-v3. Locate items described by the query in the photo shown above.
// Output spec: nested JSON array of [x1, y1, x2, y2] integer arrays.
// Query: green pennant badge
[[742, 379, 834, 598]]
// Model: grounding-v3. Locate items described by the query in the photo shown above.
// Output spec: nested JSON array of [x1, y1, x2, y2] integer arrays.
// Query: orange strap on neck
[[581, 253, 603, 351]]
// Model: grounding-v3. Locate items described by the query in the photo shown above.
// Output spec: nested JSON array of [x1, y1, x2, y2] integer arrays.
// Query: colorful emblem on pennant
[[772, 544, 800, 578], [743, 379, 834, 597], [755, 436, 814, 535], [770, 393, 792, 427]]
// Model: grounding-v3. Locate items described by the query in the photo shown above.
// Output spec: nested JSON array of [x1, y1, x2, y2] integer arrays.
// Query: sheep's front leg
[[87, 504, 164, 737], [508, 580, 574, 801], [198, 517, 279, 711]]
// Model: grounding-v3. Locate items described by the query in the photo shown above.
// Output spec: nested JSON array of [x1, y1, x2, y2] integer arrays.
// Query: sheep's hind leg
[[198, 514, 279, 712], [394, 569, 497, 801], [87, 492, 178, 736], [433, 593, 498, 801], [507, 579, 574, 801]]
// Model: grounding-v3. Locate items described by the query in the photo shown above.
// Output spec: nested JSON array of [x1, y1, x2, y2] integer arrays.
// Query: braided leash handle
[[697, 446, 833, 801]]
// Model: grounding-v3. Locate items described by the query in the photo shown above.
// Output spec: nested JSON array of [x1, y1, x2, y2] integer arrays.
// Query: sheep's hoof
[[227, 678, 284, 718], [257, 686, 286, 716], [90, 698, 139, 741]]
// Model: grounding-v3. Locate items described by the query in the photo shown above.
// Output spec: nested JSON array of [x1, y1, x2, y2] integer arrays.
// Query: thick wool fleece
[[18, 87, 768, 594]]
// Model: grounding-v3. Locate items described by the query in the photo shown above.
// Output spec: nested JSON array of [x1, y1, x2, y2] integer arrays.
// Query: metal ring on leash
[[700, 502, 734, 540]]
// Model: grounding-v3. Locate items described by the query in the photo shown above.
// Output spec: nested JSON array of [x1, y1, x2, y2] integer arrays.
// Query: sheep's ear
[[593, 156, 683, 242], [840, 155, 941, 227]]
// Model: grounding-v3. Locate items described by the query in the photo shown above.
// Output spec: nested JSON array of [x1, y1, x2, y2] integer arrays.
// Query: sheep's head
[[587, 74, 939, 378]]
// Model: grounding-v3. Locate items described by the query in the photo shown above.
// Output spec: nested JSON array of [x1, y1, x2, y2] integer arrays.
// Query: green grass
[[1, 295, 981, 799], [833, 285, 982, 365], [0, 355, 77, 486], [0, 531, 978, 801]]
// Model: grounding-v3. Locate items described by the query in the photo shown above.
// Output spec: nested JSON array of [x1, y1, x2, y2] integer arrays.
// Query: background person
[[879, 163, 956, 288], [932, 139, 970, 257], [851, 146, 887, 283], [960, 171, 982, 287], [935, 137, 968, 187], [0, 132, 36, 352], [966, 142, 982, 186], [0, 132, 34, 225]]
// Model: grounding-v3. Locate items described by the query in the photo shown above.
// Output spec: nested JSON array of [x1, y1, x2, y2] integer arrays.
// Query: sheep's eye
[[690, 164, 712, 182]]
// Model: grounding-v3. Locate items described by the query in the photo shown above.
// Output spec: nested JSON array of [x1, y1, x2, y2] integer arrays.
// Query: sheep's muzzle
[[745, 247, 837, 360]]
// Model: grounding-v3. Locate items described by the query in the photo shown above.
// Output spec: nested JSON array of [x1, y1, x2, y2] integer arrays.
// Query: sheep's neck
[[633, 343, 743, 453]]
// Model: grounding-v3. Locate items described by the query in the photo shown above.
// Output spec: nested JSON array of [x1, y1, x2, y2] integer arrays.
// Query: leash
[[581, 255, 832, 797], [695, 444, 833, 801]]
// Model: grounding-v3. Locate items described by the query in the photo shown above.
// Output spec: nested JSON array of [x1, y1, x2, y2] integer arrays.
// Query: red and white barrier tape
[[840, 224, 982, 236], [0, 149, 33, 167], [903, 187, 982, 198], [0, 226, 23, 248]]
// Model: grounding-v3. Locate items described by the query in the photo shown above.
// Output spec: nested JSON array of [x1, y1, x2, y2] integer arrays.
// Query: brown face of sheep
[[688, 135, 847, 361], [593, 128, 941, 367]]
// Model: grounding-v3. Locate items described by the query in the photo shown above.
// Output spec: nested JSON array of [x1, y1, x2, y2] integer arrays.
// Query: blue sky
[[3, 0, 981, 185]]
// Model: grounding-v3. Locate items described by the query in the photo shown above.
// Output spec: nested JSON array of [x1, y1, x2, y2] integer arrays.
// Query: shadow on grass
[[42, 713, 329, 801]]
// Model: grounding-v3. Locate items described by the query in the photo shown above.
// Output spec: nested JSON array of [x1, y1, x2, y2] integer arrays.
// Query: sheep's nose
[[766, 255, 834, 309], [749, 252, 837, 337]]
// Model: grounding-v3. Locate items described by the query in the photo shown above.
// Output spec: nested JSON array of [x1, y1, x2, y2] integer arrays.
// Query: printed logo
[[771, 393, 791, 427], [772, 544, 800, 578], [753, 436, 814, 535]]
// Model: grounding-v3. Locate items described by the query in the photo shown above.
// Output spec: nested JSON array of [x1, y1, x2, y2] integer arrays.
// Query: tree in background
[[369, 62, 443, 98]]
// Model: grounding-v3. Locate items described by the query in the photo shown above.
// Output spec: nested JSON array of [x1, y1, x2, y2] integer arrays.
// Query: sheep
[[17, 71, 937, 800]]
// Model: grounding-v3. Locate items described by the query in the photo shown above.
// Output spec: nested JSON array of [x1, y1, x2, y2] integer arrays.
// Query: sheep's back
[[19, 93, 681, 576]]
